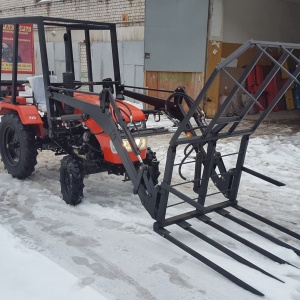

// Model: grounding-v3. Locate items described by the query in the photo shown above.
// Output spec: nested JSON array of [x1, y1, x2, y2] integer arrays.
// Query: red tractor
[[0, 17, 161, 206]]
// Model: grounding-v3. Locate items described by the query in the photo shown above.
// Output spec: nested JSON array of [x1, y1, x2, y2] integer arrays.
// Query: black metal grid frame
[[150, 40, 300, 294], [156, 40, 300, 224], [0, 16, 121, 137]]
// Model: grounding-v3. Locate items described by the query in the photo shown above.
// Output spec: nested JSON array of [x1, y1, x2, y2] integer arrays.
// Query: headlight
[[110, 137, 147, 154]]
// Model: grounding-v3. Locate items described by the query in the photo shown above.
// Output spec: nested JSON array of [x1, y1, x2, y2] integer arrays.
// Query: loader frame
[[1, 17, 300, 296]]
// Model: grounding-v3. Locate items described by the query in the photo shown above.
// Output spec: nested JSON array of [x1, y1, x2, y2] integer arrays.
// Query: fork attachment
[[150, 40, 300, 295]]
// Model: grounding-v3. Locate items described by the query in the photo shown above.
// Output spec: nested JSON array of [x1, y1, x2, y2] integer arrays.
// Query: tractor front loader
[[0, 17, 300, 296]]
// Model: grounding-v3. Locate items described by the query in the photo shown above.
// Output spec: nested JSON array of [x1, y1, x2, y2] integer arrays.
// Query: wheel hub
[[4, 126, 20, 165]]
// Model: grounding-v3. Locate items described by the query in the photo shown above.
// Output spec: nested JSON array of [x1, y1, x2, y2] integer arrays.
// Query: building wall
[[0, 0, 145, 26], [1, 0, 146, 89], [223, 0, 300, 43], [208, 0, 300, 44], [143, 0, 208, 107], [144, 0, 209, 73]]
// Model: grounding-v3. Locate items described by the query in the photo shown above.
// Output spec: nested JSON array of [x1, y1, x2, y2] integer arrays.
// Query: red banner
[[1, 24, 34, 74]]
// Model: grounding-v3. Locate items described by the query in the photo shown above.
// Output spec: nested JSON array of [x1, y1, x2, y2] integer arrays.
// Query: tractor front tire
[[60, 155, 84, 206], [0, 112, 38, 179], [143, 147, 160, 186]]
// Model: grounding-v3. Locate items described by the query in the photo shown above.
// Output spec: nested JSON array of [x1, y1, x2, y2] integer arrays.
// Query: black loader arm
[[50, 87, 160, 219], [98, 89, 160, 219]]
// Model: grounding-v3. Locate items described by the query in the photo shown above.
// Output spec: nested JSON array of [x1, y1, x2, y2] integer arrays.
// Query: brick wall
[[0, 0, 145, 25], [0, 0, 145, 74], [1, 0, 145, 81]]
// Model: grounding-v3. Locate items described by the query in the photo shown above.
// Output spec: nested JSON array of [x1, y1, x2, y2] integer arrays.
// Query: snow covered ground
[[0, 116, 300, 300], [0, 226, 107, 300]]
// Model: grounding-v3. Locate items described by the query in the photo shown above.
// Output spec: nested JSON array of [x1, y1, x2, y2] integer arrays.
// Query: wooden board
[[205, 40, 223, 118], [145, 71, 204, 109], [285, 88, 295, 110], [282, 61, 295, 110]]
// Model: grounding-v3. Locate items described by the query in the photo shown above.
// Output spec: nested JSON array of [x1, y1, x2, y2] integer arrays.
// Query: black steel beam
[[123, 90, 169, 110], [37, 20, 52, 136], [197, 141, 217, 205], [0, 16, 115, 27], [217, 209, 300, 256], [208, 52, 264, 136], [85, 30, 93, 92], [66, 29, 75, 77], [156, 146, 177, 222], [177, 220, 283, 282], [110, 25, 121, 95], [155, 201, 233, 228], [252, 63, 300, 131], [197, 215, 297, 267], [11, 24, 19, 104], [242, 167, 285, 186], [228, 135, 249, 202], [161, 182, 205, 212], [155, 228, 264, 296], [233, 205, 300, 240], [256, 44, 300, 85], [171, 129, 254, 147]]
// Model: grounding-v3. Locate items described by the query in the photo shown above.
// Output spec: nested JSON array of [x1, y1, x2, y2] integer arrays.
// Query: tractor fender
[[0, 101, 44, 137], [84, 118, 146, 164], [83, 118, 115, 162]]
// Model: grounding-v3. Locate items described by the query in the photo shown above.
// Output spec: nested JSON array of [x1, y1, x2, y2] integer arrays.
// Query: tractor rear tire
[[0, 112, 38, 179], [60, 155, 84, 206]]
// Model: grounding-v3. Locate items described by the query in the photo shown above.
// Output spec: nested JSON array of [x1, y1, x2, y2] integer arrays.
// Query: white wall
[[222, 0, 300, 43], [145, 0, 209, 72], [209, 0, 223, 41], [92, 41, 144, 96]]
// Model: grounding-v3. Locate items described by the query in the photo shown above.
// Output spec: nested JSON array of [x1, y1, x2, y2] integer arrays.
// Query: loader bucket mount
[[50, 39, 300, 296], [148, 40, 300, 296]]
